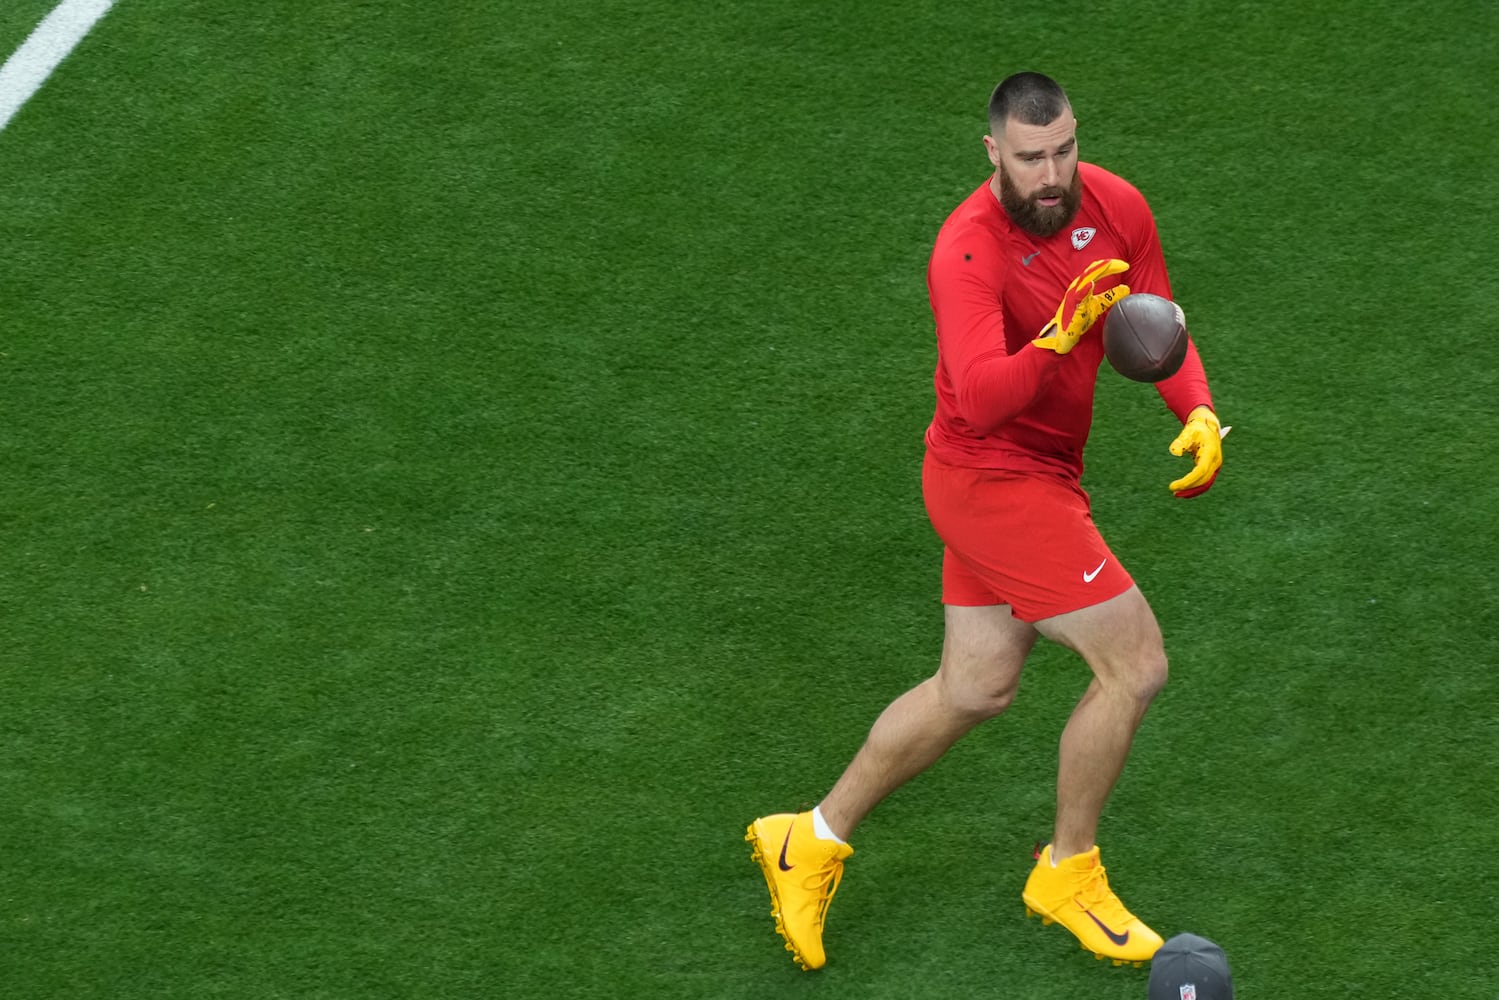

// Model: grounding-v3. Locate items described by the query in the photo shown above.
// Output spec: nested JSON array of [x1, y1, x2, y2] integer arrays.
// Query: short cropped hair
[[987, 72, 1071, 133]]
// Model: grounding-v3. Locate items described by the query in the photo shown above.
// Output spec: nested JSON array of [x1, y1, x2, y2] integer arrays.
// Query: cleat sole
[[1025, 906, 1055, 927]]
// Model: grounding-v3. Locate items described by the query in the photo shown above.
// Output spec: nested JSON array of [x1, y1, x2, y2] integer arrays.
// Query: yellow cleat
[[1021, 844, 1163, 967], [745, 812, 853, 970]]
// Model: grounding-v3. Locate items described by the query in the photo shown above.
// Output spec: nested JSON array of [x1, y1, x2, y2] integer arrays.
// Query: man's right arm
[[928, 236, 1062, 436]]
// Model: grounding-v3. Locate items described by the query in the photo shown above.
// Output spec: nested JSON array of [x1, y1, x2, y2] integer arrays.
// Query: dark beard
[[999, 165, 1083, 238]]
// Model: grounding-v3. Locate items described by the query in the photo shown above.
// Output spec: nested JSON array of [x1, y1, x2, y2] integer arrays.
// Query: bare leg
[[817, 604, 1037, 841], [1034, 586, 1168, 859]]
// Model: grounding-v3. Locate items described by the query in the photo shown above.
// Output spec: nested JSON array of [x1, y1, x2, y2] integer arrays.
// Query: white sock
[[811, 806, 846, 844]]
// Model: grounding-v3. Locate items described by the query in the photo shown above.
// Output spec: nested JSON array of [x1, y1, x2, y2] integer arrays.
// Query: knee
[[935, 662, 1020, 720], [1121, 647, 1169, 704]]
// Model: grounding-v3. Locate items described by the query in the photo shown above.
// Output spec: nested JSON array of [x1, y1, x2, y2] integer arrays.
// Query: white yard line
[[0, 0, 116, 132]]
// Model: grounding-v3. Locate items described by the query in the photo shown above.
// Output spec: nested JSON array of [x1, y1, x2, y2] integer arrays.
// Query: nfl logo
[[1179, 985, 1197, 1000], [1071, 226, 1096, 250]]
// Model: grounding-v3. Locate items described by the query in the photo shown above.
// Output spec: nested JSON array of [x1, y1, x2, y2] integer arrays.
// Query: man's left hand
[[1168, 407, 1228, 498]]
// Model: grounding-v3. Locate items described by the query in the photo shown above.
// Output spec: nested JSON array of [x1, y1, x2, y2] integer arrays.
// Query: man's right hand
[[1031, 258, 1131, 355]]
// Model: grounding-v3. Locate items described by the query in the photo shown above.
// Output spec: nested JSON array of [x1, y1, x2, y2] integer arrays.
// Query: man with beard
[[747, 72, 1226, 971]]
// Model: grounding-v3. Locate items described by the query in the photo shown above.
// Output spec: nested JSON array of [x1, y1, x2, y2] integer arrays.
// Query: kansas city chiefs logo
[[1071, 227, 1096, 250]]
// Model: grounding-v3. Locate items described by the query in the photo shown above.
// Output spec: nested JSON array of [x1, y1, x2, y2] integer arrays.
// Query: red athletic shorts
[[922, 451, 1134, 622]]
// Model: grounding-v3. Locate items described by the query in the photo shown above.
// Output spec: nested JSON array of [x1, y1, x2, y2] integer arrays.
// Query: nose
[[1041, 157, 1060, 187]]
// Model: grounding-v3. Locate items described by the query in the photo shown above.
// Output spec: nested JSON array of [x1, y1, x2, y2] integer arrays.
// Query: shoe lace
[[805, 859, 845, 928], [1077, 862, 1133, 923]]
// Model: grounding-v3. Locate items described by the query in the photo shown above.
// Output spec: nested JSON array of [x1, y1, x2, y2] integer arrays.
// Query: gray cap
[[1147, 933, 1234, 1000]]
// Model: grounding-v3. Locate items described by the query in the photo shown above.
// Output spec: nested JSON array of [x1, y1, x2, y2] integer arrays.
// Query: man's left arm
[[1149, 288, 1224, 497], [1113, 177, 1226, 497]]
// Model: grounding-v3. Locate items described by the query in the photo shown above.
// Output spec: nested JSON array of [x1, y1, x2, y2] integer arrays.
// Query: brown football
[[1102, 293, 1189, 383]]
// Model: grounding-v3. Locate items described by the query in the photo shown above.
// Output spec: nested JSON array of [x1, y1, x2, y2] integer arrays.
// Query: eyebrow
[[1017, 138, 1076, 157]]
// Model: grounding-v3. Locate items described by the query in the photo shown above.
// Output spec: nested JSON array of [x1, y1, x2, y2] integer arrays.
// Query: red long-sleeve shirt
[[924, 162, 1213, 479]]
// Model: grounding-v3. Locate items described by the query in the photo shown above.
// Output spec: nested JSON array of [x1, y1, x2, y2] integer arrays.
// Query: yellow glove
[[1031, 258, 1131, 355], [1168, 407, 1226, 497]]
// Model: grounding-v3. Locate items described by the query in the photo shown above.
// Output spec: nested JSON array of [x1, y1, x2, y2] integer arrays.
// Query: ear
[[982, 134, 1003, 170]]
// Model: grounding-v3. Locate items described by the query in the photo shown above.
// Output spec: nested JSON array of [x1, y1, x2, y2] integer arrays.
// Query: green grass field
[[2, 2, 1496, 997]]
